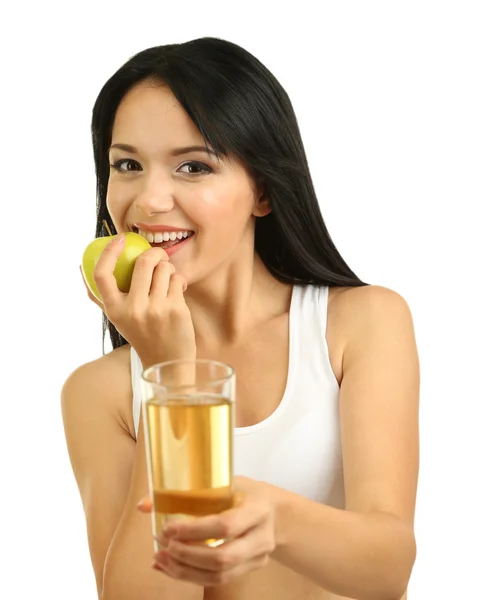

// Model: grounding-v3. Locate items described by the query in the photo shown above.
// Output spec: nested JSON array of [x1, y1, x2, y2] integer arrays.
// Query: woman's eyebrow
[[108, 143, 215, 157]]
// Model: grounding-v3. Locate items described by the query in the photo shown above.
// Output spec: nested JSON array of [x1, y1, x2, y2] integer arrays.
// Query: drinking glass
[[141, 359, 235, 552]]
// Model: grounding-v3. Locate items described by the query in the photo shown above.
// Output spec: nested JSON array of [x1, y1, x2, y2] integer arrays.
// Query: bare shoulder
[[329, 283, 412, 310], [329, 284, 416, 339], [61, 343, 134, 437], [326, 285, 417, 385], [62, 343, 131, 383]]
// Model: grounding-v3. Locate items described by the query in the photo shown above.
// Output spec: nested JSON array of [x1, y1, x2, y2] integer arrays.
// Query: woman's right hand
[[92, 234, 196, 368]]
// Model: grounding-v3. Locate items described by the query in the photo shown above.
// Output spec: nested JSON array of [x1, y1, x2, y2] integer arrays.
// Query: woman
[[62, 37, 420, 600]]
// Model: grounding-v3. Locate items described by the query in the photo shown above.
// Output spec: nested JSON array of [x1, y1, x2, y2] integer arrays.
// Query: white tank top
[[130, 284, 345, 508]]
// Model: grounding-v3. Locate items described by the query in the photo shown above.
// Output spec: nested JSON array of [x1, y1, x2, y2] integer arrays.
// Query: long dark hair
[[91, 37, 368, 352]]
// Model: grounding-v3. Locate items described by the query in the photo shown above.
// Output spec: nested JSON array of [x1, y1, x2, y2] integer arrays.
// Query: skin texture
[[62, 81, 419, 600]]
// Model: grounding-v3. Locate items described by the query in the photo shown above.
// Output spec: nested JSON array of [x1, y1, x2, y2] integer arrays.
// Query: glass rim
[[141, 358, 235, 390]]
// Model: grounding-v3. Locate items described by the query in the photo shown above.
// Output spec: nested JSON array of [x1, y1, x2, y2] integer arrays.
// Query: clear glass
[[141, 359, 235, 552]]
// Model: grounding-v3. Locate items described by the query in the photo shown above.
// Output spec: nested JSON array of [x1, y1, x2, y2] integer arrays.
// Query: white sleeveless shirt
[[130, 284, 345, 508]]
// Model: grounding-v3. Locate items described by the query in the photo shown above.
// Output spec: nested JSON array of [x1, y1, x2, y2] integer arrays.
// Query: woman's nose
[[134, 179, 175, 216]]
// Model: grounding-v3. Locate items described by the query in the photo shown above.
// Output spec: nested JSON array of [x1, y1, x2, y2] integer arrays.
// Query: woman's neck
[[184, 252, 292, 347]]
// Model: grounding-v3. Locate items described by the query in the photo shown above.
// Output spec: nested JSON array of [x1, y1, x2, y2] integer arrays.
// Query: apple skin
[[81, 232, 152, 302]]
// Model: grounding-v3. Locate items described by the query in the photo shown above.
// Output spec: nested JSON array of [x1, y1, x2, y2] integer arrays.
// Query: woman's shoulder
[[63, 343, 132, 386], [328, 284, 415, 348], [327, 281, 404, 296], [328, 284, 411, 315], [61, 344, 134, 436], [325, 285, 414, 382]]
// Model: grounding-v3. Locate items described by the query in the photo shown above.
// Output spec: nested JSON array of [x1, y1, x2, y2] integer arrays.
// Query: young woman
[[62, 37, 420, 600]]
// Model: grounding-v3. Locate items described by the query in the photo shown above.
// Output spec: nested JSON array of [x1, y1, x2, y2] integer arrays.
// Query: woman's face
[[106, 81, 268, 285]]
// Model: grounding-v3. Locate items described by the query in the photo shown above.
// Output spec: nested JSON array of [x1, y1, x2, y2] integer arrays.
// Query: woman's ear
[[252, 187, 272, 218], [253, 196, 272, 217]]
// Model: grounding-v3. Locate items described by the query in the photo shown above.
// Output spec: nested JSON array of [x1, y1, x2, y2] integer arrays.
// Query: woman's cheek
[[106, 191, 132, 229]]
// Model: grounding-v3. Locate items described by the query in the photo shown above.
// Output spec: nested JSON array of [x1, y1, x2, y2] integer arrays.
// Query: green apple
[[81, 232, 151, 302]]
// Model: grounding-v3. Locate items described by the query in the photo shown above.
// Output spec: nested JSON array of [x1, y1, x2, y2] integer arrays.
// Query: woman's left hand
[[137, 476, 278, 586]]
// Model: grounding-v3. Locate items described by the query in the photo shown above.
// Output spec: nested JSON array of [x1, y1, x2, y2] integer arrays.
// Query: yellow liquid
[[145, 395, 233, 548]]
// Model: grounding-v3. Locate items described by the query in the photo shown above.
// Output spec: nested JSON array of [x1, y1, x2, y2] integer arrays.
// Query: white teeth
[[137, 228, 193, 243]]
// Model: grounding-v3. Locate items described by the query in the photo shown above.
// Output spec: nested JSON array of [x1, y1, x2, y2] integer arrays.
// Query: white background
[[1, 1, 477, 598]]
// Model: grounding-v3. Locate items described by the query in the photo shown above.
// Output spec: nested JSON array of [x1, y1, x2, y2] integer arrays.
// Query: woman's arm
[[272, 285, 420, 600], [61, 347, 135, 596], [61, 346, 203, 600]]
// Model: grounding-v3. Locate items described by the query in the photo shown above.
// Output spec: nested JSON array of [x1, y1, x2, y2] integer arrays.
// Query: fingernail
[[155, 534, 170, 548], [136, 497, 152, 511], [116, 234, 125, 245], [182, 281, 188, 292]]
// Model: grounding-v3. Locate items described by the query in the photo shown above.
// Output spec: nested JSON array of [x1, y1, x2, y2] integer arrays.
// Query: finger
[[167, 273, 188, 300], [153, 550, 268, 586], [161, 523, 274, 572], [156, 533, 169, 548], [93, 235, 127, 305], [149, 260, 177, 300], [128, 248, 169, 303], [163, 495, 265, 542]]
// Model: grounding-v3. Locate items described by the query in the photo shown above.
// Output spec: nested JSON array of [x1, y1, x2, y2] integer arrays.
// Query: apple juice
[[144, 394, 234, 550]]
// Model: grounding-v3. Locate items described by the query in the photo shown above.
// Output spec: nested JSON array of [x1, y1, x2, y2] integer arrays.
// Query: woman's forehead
[[112, 85, 202, 150]]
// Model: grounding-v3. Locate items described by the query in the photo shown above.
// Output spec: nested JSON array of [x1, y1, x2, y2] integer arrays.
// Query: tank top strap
[[293, 285, 337, 389], [130, 346, 142, 441]]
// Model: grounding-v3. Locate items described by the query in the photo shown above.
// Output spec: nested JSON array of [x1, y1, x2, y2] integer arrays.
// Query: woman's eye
[[110, 159, 141, 172], [109, 159, 211, 175], [178, 161, 212, 175]]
